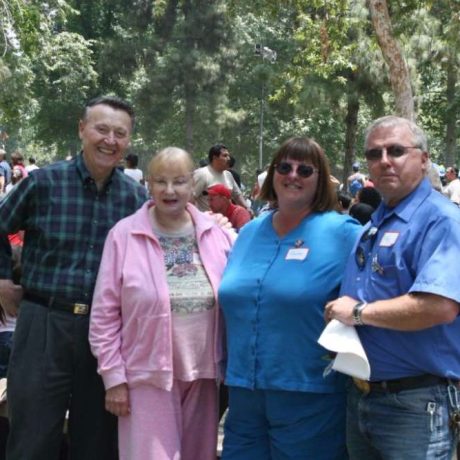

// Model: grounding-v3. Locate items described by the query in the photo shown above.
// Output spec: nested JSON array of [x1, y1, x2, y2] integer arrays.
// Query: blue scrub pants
[[222, 386, 348, 460]]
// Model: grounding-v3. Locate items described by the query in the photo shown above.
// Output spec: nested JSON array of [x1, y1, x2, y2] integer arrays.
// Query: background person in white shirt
[[25, 157, 39, 173], [193, 143, 248, 212], [124, 153, 144, 184], [443, 166, 460, 205]]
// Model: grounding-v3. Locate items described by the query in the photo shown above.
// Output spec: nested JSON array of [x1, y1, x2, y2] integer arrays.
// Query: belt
[[24, 291, 90, 315], [353, 374, 454, 394]]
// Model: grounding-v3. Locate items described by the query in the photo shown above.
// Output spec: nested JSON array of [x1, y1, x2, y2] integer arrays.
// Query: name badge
[[379, 231, 399, 247], [286, 248, 309, 261]]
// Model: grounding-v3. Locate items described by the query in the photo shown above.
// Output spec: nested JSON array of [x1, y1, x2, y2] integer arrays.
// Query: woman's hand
[[105, 383, 130, 417]]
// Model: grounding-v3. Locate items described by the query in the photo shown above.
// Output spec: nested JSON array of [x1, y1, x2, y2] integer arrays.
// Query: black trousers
[[6, 300, 117, 460]]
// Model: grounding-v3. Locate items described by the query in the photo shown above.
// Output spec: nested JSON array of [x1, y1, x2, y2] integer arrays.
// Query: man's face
[[208, 194, 228, 213], [366, 124, 428, 207], [446, 168, 457, 183], [79, 104, 132, 179], [212, 149, 230, 172]]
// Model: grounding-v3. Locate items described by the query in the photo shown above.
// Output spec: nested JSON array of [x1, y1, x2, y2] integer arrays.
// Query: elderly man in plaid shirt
[[0, 96, 148, 460]]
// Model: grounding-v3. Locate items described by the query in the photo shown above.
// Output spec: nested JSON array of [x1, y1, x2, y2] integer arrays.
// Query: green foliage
[[0, 0, 88, 157], [31, 31, 98, 154], [0, 0, 458, 173], [127, 0, 238, 156]]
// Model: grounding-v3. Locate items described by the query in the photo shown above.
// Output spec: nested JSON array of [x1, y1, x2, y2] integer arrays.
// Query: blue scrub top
[[219, 210, 361, 393], [340, 178, 460, 381]]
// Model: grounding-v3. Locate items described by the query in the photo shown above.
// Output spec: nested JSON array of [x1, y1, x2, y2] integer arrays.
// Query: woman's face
[[272, 157, 319, 211], [149, 159, 193, 219]]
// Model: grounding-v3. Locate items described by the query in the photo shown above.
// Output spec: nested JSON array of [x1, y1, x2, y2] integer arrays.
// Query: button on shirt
[[0, 154, 149, 303], [340, 178, 460, 381], [219, 211, 360, 393]]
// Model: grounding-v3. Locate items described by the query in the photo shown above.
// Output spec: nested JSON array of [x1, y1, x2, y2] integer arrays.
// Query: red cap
[[205, 184, 231, 199]]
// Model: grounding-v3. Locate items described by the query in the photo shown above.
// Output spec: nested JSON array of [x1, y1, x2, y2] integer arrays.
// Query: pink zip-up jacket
[[89, 201, 234, 391]]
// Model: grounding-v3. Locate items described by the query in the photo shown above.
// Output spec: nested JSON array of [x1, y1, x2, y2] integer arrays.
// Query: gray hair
[[426, 160, 442, 191], [364, 116, 428, 152]]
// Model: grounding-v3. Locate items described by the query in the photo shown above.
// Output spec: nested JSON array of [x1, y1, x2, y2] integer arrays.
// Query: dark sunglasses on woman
[[275, 162, 318, 178]]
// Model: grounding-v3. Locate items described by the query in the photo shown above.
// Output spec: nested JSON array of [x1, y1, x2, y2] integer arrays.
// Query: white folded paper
[[318, 319, 371, 380]]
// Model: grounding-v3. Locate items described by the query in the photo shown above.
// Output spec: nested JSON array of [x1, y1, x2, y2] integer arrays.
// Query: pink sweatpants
[[118, 379, 218, 460]]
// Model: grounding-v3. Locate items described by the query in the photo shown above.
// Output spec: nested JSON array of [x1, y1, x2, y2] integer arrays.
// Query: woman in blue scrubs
[[219, 137, 361, 459]]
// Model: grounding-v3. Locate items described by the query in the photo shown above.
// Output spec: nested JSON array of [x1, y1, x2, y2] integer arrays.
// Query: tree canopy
[[0, 0, 458, 182]]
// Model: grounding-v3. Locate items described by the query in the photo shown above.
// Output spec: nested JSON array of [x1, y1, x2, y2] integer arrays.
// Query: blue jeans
[[347, 382, 457, 460]]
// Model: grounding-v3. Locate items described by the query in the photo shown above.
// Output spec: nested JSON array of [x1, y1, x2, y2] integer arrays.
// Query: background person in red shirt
[[205, 184, 251, 232]]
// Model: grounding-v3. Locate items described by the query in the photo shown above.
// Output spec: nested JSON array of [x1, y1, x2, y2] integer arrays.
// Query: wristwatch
[[352, 302, 368, 326]]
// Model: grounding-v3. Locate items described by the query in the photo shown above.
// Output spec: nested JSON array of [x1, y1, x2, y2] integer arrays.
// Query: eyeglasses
[[355, 226, 378, 270], [275, 162, 318, 178], [364, 144, 420, 161]]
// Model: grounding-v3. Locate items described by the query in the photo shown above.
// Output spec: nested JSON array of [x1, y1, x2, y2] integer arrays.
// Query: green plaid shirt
[[0, 153, 149, 303]]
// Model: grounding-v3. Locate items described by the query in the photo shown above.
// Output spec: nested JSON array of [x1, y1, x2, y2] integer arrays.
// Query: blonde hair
[[148, 147, 194, 177]]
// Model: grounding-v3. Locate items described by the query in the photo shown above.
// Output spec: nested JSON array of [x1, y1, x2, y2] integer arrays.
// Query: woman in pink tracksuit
[[89, 147, 234, 460]]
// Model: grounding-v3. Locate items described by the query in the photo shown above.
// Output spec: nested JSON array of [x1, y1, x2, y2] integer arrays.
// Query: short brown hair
[[259, 137, 337, 212], [11, 150, 24, 164], [83, 96, 135, 129]]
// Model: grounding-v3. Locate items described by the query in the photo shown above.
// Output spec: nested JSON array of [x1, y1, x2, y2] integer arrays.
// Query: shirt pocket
[[369, 246, 397, 291]]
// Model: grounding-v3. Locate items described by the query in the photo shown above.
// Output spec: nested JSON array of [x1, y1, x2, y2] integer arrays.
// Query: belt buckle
[[353, 377, 370, 394], [73, 303, 89, 315]]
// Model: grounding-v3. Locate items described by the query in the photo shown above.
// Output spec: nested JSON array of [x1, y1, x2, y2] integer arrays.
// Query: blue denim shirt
[[341, 178, 460, 380]]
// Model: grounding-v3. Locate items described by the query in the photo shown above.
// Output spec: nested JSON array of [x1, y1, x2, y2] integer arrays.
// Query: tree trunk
[[184, 84, 194, 154], [182, 0, 194, 154], [444, 53, 457, 166], [368, 0, 414, 120], [343, 80, 360, 185]]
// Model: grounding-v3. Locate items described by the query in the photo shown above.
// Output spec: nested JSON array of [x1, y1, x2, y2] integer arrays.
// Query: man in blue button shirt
[[326, 116, 460, 460], [0, 96, 148, 460]]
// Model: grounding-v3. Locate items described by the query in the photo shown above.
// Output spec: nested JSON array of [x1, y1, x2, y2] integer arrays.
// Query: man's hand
[[0, 279, 23, 317], [105, 383, 130, 417], [324, 295, 359, 326]]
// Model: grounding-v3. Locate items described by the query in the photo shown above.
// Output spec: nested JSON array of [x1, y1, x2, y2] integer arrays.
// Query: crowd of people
[[0, 96, 458, 460], [0, 150, 38, 198]]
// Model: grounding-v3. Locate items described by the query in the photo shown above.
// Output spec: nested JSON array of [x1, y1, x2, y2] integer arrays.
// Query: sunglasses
[[355, 226, 378, 270], [364, 144, 420, 161], [275, 162, 318, 178]]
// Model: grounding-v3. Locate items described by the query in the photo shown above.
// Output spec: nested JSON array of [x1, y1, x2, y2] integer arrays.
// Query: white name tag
[[286, 248, 309, 260], [379, 231, 399, 247]]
